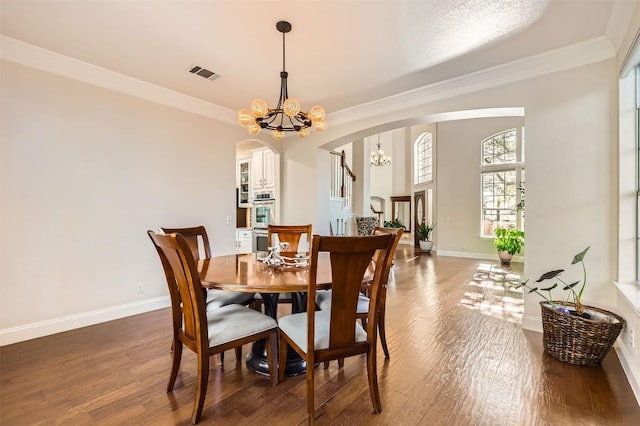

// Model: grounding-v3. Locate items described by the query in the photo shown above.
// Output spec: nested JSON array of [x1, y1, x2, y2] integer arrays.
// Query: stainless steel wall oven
[[252, 191, 275, 251]]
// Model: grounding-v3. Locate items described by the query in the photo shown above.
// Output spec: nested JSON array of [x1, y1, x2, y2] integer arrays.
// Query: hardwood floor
[[1, 249, 638, 425]]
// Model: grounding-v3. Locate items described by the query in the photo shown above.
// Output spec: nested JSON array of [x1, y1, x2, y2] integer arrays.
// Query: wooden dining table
[[198, 252, 339, 376]]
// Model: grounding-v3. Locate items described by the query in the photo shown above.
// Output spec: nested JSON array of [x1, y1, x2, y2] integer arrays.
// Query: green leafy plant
[[516, 183, 525, 213], [516, 246, 590, 316], [383, 218, 406, 229], [493, 228, 525, 255], [416, 221, 436, 241]]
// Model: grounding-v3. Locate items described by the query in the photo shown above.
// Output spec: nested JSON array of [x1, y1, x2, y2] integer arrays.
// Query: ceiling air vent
[[188, 65, 220, 81]]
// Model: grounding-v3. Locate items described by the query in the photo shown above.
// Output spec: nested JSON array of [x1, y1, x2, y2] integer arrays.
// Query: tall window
[[480, 128, 525, 237], [414, 132, 433, 184]]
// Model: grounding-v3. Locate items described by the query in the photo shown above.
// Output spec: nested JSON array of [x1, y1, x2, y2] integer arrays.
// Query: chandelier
[[237, 21, 327, 140], [370, 136, 391, 166]]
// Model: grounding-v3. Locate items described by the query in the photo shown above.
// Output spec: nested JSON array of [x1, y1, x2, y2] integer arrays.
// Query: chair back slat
[[161, 226, 211, 261], [267, 224, 312, 254], [328, 250, 379, 347], [148, 231, 207, 348]]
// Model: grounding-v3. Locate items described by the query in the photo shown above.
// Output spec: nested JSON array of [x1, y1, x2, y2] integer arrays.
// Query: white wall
[[437, 117, 525, 257], [369, 132, 393, 221], [522, 60, 618, 325], [391, 128, 411, 197], [350, 138, 370, 218], [278, 137, 320, 229], [0, 60, 244, 341]]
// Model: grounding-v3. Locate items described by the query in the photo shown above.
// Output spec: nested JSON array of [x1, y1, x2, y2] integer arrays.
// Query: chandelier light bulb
[[298, 127, 310, 138], [313, 120, 327, 131], [247, 123, 261, 135], [308, 105, 326, 122], [237, 109, 254, 126], [250, 99, 269, 118], [283, 98, 301, 117], [272, 129, 284, 140]]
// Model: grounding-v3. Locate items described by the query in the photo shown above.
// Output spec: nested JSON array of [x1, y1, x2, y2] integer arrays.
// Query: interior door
[[414, 190, 425, 247]]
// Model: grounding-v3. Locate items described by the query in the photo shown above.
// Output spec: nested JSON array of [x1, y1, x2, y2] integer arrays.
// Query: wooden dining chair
[[277, 234, 395, 424], [161, 226, 257, 363], [316, 226, 403, 360], [148, 231, 278, 424]]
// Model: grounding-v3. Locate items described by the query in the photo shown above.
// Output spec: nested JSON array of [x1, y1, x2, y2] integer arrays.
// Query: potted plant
[[416, 221, 436, 252], [517, 246, 625, 366], [493, 227, 524, 265]]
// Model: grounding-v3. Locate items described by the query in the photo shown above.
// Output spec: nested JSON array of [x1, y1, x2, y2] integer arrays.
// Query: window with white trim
[[480, 128, 525, 237], [414, 132, 433, 184]]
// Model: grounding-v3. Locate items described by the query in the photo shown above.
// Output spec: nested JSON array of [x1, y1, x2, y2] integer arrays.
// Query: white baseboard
[[0, 296, 171, 347], [615, 340, 640, 406], [437, 250, 524, 263], [522, 314, 543, 332]]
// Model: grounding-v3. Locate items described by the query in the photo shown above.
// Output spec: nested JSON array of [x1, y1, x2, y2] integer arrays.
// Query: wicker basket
[[540, 301, 625, 366]]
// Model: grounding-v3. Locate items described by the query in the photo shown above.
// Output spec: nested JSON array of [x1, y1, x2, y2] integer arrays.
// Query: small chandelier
[[237, 21, 327, 140], [370, 136, 391, 166]]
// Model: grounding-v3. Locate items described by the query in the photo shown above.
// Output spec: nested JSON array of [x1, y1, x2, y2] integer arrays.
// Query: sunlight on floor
[[459, 263, 524, 323]]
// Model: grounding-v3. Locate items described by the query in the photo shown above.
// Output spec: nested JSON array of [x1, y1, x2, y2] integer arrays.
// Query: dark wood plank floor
[[1, 248, 638, 425]]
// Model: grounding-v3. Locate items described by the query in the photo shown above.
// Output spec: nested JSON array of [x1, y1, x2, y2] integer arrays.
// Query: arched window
[[480, 128, 525, 237], [414, 132, 433, 184]]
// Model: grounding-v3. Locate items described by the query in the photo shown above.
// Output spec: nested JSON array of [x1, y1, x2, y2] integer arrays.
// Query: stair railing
[[329, 150, 356, 210]]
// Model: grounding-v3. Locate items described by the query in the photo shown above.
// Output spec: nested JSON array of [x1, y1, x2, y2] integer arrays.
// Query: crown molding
[[0, 35, 237, 125], [1, 34, 615, 129], [328, 36, 616, 126]]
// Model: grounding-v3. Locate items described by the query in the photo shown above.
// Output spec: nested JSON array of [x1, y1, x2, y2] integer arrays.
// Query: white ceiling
[[0, 0, 636, 116]]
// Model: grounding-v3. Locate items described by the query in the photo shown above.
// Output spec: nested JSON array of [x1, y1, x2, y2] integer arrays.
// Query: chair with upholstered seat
[[161, 226, 256, 363], [148, 231, 278, 424], [316, 226, 403, 361], [277, 233, 395, 424]]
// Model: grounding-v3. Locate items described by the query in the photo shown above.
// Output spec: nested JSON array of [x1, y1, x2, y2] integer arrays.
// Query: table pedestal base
[[246, 292, 307, 377], [246, 342, 307, 377]]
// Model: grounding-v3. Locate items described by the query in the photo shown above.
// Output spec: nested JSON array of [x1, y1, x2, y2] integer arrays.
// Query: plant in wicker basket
[[517, 246, 625, 366], [518, 246, 591, 316]]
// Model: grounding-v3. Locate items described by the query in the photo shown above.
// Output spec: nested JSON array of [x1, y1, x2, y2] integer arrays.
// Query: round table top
[[198, 252, 337, 293]]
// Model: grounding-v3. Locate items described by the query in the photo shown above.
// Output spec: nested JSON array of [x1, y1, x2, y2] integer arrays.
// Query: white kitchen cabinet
[[252, 149, 276, 191], [236, 229, 253, 254], [237, 159, 251, 207]]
